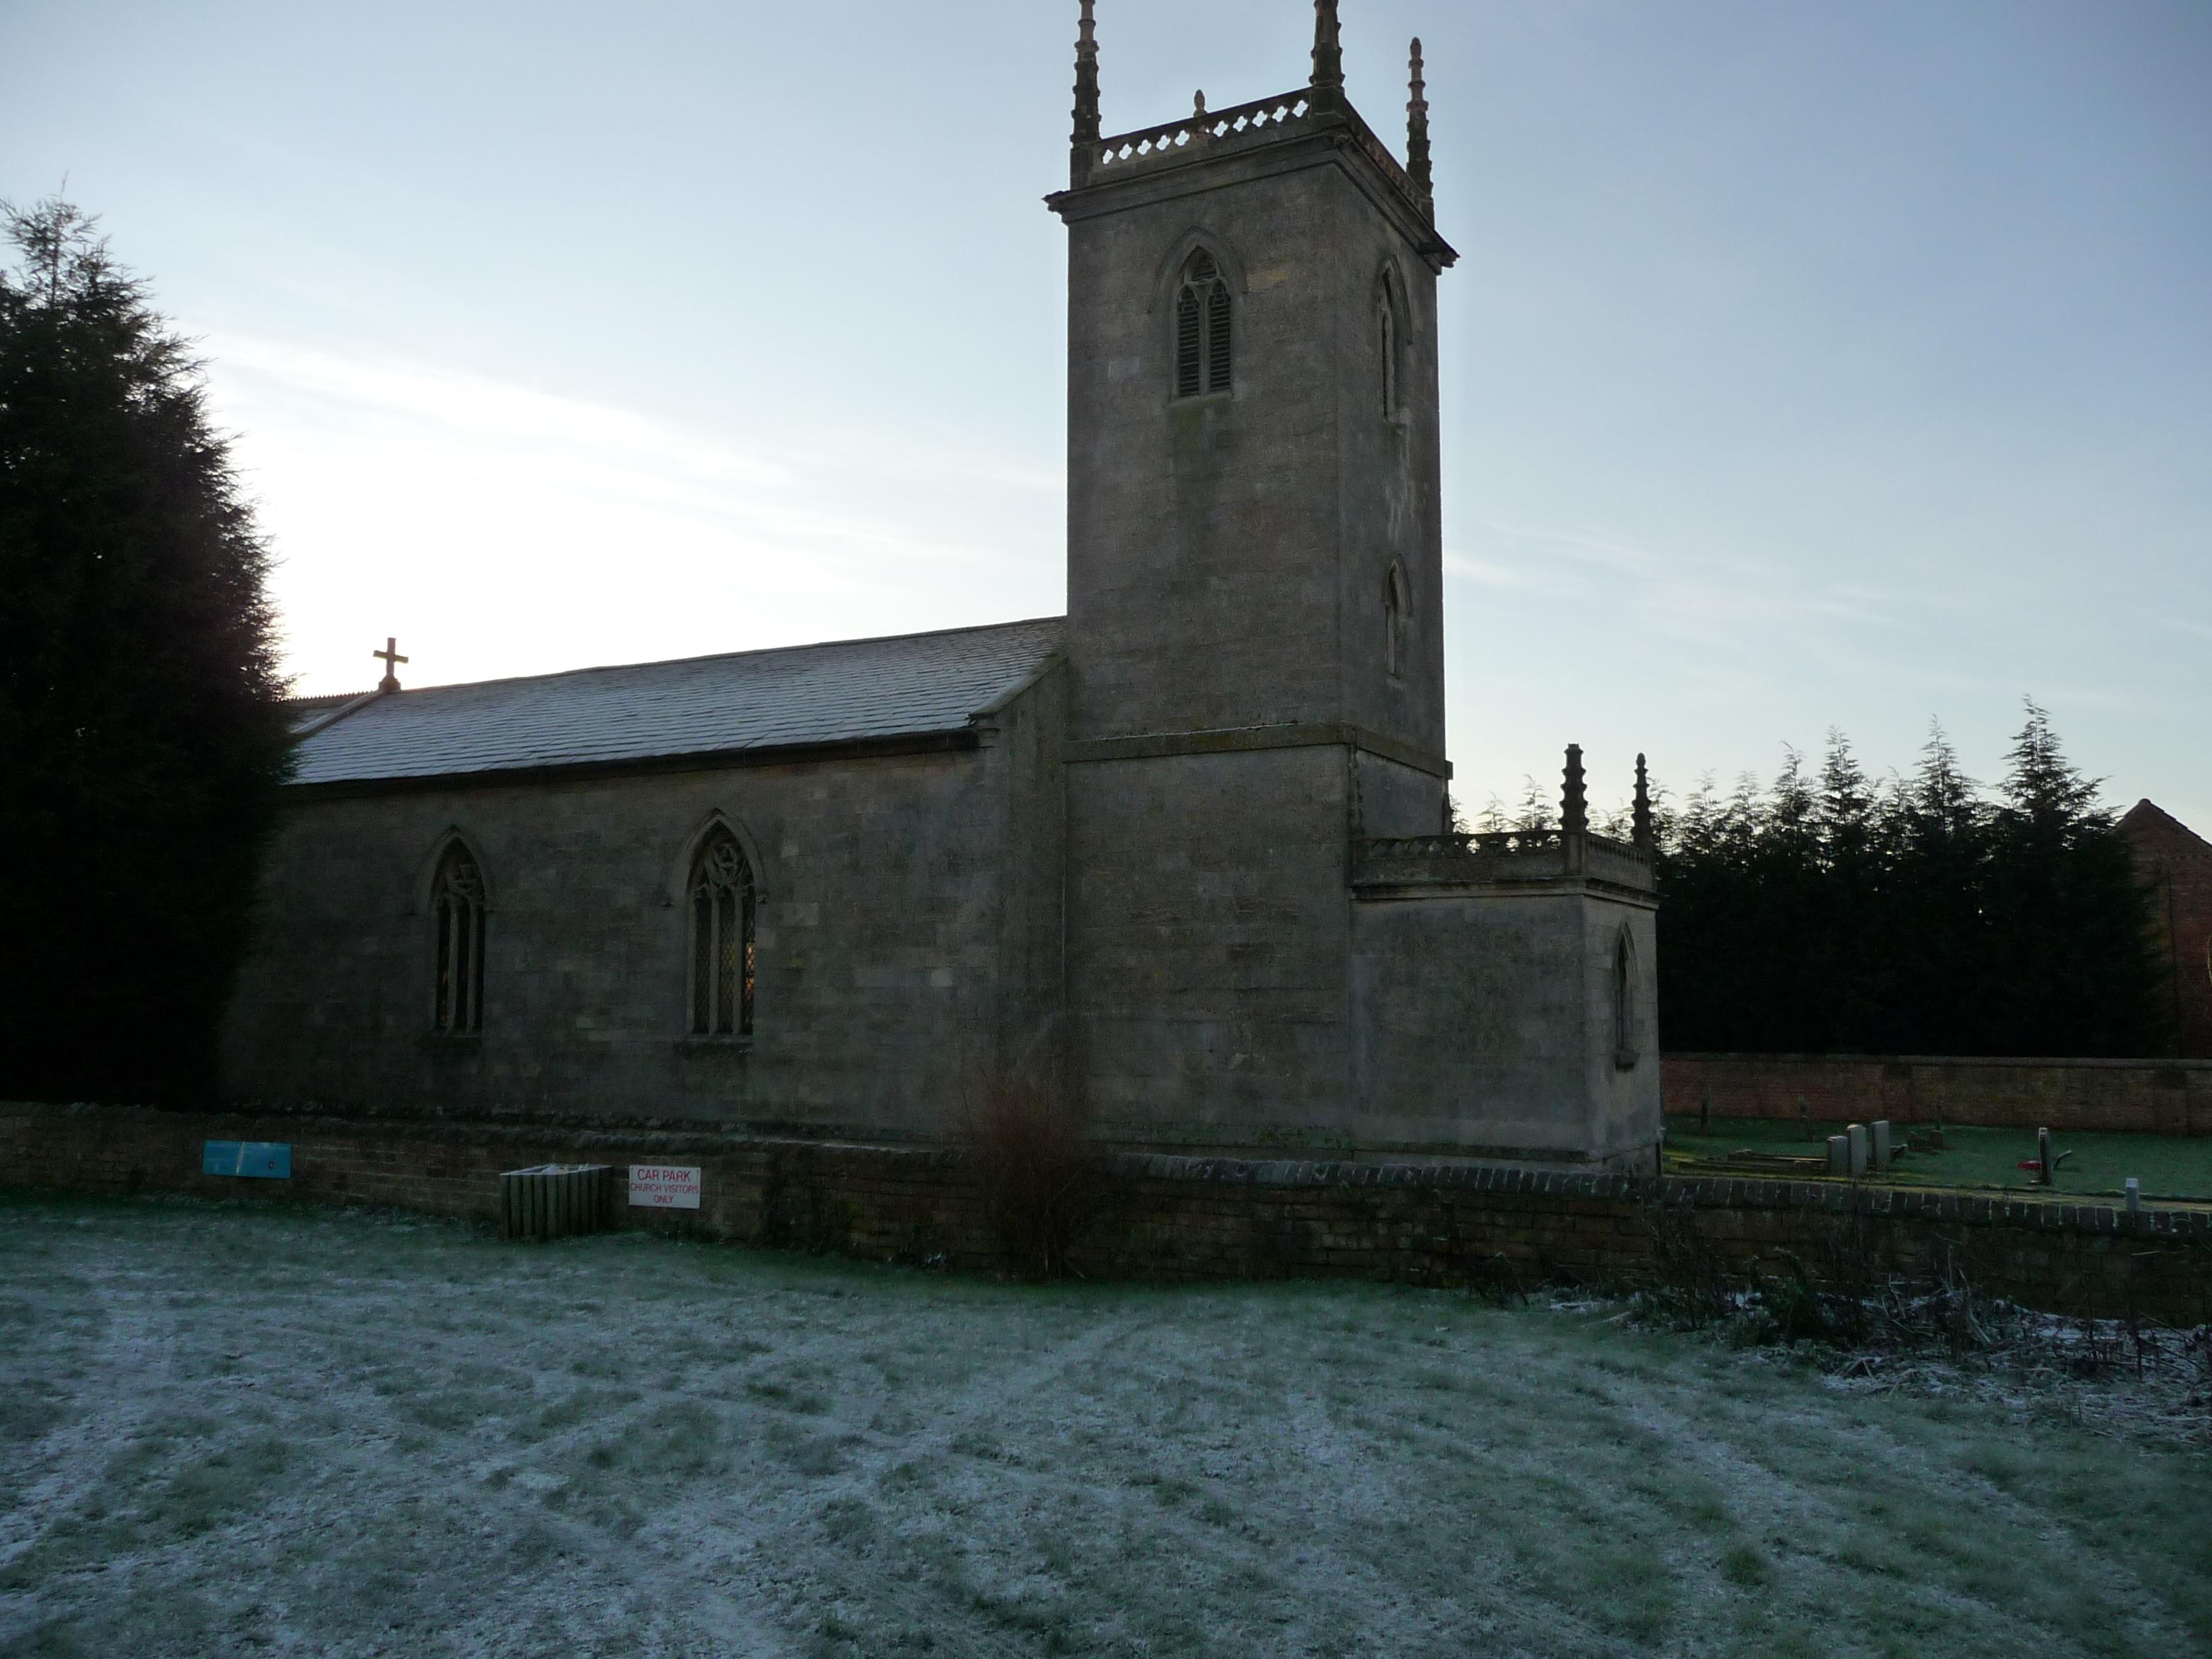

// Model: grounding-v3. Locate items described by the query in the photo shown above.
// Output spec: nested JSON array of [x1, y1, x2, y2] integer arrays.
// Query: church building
[[222, 3, 1664, 1171]]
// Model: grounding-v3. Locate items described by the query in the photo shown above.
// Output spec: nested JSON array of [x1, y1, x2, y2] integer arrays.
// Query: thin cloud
[[199, 334, 1065, 693]]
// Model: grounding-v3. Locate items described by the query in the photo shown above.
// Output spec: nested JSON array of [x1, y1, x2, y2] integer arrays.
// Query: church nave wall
[[218, 705, 1067, 1135]]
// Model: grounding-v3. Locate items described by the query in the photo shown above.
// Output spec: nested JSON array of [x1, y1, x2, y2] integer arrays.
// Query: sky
[[4, 0, 2208, 827]]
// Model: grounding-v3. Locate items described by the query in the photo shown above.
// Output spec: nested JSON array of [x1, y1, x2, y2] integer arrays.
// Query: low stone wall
[[3, 1102, 2207, 1325], [1664, 1054, 2212, 1136]]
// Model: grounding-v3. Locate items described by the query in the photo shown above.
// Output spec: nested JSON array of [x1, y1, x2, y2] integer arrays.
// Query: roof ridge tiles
[[337, 614, 1069, 701]]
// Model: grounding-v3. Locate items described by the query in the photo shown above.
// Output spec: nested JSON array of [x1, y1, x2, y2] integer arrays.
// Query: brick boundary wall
[[3, 1102, 2207, 1325], [1664, 1054, 2212, 1136]]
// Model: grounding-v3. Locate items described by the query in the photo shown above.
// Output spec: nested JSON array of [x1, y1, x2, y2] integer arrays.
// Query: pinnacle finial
[[1311, 0, 1344, 91], [1072, 1, 1101, 147], [1407, 37, 1433, 209], [1633, 754, 1654, 850], [1562, 743, 1589, 836]]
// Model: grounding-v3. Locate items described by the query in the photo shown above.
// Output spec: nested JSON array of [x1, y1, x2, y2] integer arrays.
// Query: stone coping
[[7, 1103, 2205, 1239], [1666, 1053, 2212, 1072]]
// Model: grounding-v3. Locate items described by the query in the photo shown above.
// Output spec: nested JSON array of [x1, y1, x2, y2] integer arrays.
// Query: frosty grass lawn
[[2, 1195, 2207, 1659]]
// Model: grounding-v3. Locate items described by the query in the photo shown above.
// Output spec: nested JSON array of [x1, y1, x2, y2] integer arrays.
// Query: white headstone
[[2125, 1176, 2142, 1215], [1871, 1120, 1892, 1170], [1846, 1123, 1869, 1176], [1826, 1134, 1851, 1176]]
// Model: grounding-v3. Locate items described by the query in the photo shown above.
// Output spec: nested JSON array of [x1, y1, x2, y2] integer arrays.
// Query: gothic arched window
[[1612, 927, 1640, 1069], [431, 842, 486, 1033], [1384, 560, 1410, 682], [1174, 250, 1233, 399], [1378, 274, 1401, 419], [689, 827, 756, 1038]]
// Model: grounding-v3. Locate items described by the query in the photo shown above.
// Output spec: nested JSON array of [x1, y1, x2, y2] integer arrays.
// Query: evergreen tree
[[1981, 701, 2165, 1054], [1883, 722, 1990, 1052], [0, 199, 292, 1101], [1651, 710, 2167, 1057]]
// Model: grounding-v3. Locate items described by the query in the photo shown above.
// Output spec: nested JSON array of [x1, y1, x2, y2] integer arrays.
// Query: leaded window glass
[[689, 828, 756, 1038], [432, 842, 485, 1033]]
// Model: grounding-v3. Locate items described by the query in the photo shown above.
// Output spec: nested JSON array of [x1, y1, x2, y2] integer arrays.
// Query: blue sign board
[[203, 1141, 292, 1180]]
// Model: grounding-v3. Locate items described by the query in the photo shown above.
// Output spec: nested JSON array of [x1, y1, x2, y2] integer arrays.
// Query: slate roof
[[285, 617, 1065, 787]]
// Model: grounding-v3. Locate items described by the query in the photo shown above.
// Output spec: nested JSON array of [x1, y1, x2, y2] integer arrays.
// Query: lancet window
[[1613, 928, 1639, 1069], [431, 841, 486, 1033], [1384, 561, 1410, 681], [689, 827, 756, 1038], [1378, 276, 1400, 419], [1174, 250, 1233, 398]]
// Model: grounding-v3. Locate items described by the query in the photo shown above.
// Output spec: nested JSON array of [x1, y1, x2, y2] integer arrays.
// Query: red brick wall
[[1664, 1054, 2211, 1134], [5, 1103, 2205, 1325], [2124, 800, 2212, 1059]]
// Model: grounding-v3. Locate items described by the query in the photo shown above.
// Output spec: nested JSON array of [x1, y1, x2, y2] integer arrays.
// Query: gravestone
[[1870, 1120, 1893, 1170], [1846, 1123, 1870, 1176], [1826, 1135, 1851, 1176]]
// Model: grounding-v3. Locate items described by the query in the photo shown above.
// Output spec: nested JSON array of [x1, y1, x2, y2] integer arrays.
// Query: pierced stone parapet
[[1088, 89, 1315, 176], [1353, 828, 1656, 897], [1077, 87, 1428, 220]]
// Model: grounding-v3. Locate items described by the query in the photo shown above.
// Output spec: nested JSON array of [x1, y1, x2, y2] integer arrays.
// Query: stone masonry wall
[[1664, 1054, 2212, 1136], [2124, 803, 2212, 1058], [7, 1103, 2205, 1326], [220, 669, 1065, 1137]]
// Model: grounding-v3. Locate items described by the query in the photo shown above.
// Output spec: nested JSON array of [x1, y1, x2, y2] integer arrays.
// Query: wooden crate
[[499, 1164, 613, 1242]]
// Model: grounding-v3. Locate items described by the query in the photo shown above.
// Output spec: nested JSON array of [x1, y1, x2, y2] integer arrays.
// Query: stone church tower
[[219, 1, 1659, 1174], [1048, 2, 1660, 1166]]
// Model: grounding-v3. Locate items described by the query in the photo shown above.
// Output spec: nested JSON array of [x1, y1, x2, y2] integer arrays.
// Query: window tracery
[[1174, 250, 1233, 398], [689, 827, 756, 1038], [432, 841, 485, 1033]]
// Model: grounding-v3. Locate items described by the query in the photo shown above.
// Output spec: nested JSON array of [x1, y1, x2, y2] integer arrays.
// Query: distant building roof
[[284, 617, 1066, 789], [2120, 799, 2212, 860]]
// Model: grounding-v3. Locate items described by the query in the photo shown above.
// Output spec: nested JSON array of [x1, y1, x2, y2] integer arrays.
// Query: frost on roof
[[287, 617, 1066, 786]]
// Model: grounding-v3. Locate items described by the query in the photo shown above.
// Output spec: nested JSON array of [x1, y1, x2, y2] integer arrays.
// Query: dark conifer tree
[[1884, 722, 1991, 1052], [0, 199, 292, 1102], [1980, 701, 2165, 1054], [1652, 709, 2167, 1057]]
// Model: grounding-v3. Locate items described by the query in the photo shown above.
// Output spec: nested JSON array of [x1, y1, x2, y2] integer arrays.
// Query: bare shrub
[[1629, 1202, 2211, 1414], [1637, 1195, 1744, 1330], [962, 1083, 1110, 1282]]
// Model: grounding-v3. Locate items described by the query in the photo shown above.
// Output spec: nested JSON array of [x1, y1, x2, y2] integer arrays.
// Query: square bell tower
[[1046, 3, 1470, 1149], [1044, 3, 1663, 1172], [1048, 0, 1456, 809]]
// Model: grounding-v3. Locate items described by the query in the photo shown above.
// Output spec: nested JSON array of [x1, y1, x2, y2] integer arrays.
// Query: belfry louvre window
[[1174, 251, 1232, 398], [689, 827, 756, 1038], [432, 842, 485, 1033]]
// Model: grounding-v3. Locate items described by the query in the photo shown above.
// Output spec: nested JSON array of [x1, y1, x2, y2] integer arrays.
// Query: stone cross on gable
[[373, 636, 409, 693]]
